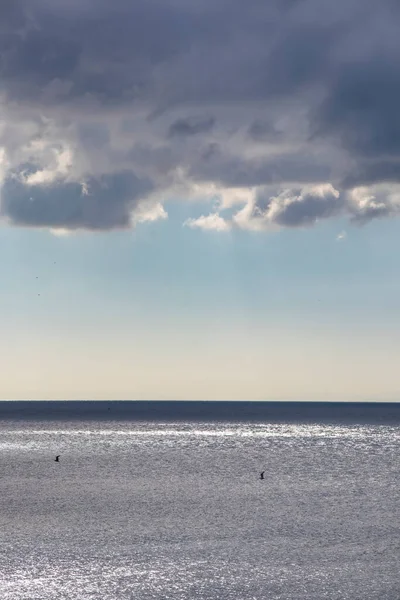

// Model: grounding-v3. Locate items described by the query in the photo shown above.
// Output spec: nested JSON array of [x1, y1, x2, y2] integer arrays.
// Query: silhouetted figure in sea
[[54, 455, 60, 462], [260, 471, 264, 480]]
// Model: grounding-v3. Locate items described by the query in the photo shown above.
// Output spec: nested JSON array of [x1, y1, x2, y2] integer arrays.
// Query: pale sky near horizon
[[2, 212, 400, 400], [1, 1, 400, 400]]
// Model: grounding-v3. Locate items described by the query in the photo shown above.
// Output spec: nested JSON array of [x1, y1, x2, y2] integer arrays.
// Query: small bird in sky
[[54, 455, 60, 462], [260, 471, 265, 480]]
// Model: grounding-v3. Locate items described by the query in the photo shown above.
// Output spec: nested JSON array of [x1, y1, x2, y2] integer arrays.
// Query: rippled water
[[0, 420, 399, 599]]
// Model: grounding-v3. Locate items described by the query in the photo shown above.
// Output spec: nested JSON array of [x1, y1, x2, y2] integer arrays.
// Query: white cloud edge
[[184, 212, 231, 232], [2, 101, 400, 234]]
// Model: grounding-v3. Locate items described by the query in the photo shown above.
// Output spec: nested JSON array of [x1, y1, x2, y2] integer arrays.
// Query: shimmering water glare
[[0, 421, 399, 600]]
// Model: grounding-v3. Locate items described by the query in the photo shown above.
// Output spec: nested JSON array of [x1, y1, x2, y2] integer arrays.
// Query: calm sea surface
[[0, 418, 399, 599]]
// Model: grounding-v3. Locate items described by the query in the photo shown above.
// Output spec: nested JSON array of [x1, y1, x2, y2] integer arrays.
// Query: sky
[[1, 0, 400, 400]]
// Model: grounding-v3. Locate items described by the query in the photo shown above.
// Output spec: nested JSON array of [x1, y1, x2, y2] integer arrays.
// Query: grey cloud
[[341, 161, 400, 189], [1, 0, 400, 232], [315, 57, 400, 160], [249, 184, 400, 229], [0, 0, 341, 108], [0, 1, 394, 114], [351, 202, 394, 224], [190, 149, 332, 188], [168, 116, 215, 139], [347, 187, 400, 224], [77, 122, 111, 148], [254, 185, 344, 228], [212, 183, 398, 231], [0, 0, 204, 106], [248, 120, 283, 142], [264, 24, 338, 97], [1, 170, 153, 230], [273, 190, 343, 227]]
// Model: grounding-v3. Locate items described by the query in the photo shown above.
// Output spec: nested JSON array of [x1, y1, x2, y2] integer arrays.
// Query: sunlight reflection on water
[[0, 420, 399, 599]]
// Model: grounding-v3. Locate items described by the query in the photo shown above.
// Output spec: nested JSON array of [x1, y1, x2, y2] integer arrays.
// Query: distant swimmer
[[260, 471, 265, 480], [54, 455, 60, 462]]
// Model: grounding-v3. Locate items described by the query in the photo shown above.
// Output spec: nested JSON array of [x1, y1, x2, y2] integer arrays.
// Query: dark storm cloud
[[0, 0, 338, 108], [315, 57, 400, 160], [167, 117, 215, 139], [189, 149, 332, 188], [263, 24, 338, 97], [0, 0, 395, 115], [247, 121, 283, 142], [0, 0, 211, 106], [1, 0, 400, 231], [1, 170, 153, 230], [341, 161, 400, 190]]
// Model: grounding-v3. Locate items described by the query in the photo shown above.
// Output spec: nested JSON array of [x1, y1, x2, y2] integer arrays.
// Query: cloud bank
[[1, 0, 400, 231]]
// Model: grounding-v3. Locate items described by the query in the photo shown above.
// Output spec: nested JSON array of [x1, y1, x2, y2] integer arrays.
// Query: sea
[[0, 401, 399, 600]]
